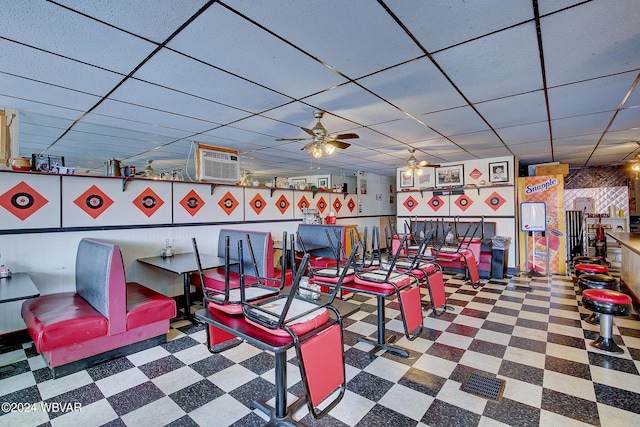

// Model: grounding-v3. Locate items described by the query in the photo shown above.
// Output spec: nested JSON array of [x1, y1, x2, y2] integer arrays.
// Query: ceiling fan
[[276, 111, 359, 158], [404, 148, 439, 177]]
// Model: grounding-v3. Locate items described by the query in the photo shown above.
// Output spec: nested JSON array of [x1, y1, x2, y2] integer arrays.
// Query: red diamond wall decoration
[[332, 198, 342, 213], [275, 194, 290, 215], [317, 197, 328, 214], [0, 181, 49, 221], [250, 194, 267, 215], [297, 196, 310, 211], [218, 191, 239, 216], [133, 187, 165, 217], [469, 168, 483, 180], [485, 191, 507, 211], [74, 185, 114, 219], [347, 198, 356, 212], [179, 190, 205, 216], [427, 195, 444, 212], [454, 194, 473, 211], [403, 196, 418, 212]]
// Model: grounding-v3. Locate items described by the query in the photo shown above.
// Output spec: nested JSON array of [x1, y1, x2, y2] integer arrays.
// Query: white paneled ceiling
[[1, 0, 639, 179]]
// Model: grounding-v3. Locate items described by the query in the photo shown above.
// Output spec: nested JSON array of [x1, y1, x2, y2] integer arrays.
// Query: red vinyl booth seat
[[22, 292, 108, 353], [21, 238, 176, 376]]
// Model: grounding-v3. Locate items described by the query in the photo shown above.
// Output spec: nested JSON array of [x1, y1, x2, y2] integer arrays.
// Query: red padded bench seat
[[126, 282, 178, 330], [22, 293, 107, 353]]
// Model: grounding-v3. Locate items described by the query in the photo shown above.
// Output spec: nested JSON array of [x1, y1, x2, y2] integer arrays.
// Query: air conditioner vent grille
[[197, 146, 240, 182]]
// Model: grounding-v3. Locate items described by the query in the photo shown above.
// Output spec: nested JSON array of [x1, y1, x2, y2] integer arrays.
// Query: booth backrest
[[218, 229, 274, 278], [75, 238, 127, 335], [297, 224, 345, 259]]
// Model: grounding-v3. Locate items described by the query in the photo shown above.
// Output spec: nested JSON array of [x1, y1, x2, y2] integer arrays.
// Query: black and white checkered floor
[[1, 271, 639, 427]]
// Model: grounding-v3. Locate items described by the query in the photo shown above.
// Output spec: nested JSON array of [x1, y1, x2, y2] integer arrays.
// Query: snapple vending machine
[[517, 175, 567, 275]]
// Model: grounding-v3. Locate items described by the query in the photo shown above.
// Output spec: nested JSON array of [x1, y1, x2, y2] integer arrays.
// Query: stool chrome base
[[590, 336, 624, 353]]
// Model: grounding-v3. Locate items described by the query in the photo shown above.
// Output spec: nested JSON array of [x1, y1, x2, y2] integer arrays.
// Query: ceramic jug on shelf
[[9, 156, 31, 171]]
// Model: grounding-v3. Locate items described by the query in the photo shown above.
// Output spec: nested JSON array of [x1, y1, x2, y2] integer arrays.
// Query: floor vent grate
[[460, 371, 505, 401]]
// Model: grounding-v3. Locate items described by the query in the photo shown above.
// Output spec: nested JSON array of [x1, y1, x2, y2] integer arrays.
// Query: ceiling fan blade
[[331, 133, 359, 140], [418, 160, 439, 167], [276, 137, 309, 141], [329, 140, 351, 149], [301, 127, 315, 137]]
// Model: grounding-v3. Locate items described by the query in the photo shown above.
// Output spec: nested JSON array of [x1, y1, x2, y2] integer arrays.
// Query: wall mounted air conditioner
[[196, 144, 240, 183]]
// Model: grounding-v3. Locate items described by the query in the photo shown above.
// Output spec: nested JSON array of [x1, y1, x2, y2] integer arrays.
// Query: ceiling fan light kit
[[280, 111, 359, 159]]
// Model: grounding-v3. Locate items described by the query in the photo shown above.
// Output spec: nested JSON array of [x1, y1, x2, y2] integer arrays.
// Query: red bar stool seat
[[573, 263, 609, 284], [581, 289, 632, 353], [572, 256, 607, 267], [578, 274, 619, 324]]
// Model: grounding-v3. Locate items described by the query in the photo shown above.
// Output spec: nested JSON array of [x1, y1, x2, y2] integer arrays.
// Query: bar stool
[[573, 263, 608, 284], [572, 256, 607, 267], [578, 273, 619, 324], [581, 289, 632, 353]]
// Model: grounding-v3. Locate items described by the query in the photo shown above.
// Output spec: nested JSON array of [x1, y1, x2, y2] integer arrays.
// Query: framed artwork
[[436, 164, 464, 187], [291, 178, 306, 187], [400, 171, 414, 188], [417, 168, 433, 187], [318, 178, 328, 188], [489, 161, 508, 183], [32, 154, 65, 173]]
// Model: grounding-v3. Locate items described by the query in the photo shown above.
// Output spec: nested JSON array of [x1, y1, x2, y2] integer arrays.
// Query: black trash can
[[491, 237, 511, 279]]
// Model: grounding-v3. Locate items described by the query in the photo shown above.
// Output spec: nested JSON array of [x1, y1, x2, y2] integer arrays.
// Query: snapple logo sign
[[524, 177, 558, 194]]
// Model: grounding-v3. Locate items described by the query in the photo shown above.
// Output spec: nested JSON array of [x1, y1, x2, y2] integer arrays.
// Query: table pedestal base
[[358, 335, 409, 358], [252, 396, 306, 427]]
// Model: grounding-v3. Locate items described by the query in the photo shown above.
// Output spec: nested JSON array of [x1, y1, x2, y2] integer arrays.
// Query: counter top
[[606, 232, 640, 257]]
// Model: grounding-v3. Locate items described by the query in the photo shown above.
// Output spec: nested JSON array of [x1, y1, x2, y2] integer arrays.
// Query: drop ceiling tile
[[90, 100, 220, 136], [166, 4, 347, 99], [368, 118, 440, 144], [0, 39, 123, 95], [551, 112, 612, 139], [497, 122, 551, 146], [541, 1, 640, 86], [538, 0, 586, 15], [510, 141, 554, 157], [3, 0, 156, 74], [304, 83, 407, 126], [603, 132, 640, 155], [358, 58, 466, 115], [133, 49, 291, 113], [547, 73, 638, 119], [451, 130, 506, 151], [608, 108, 640, 132], [56, 0, 209, 42], [432, 22, 542, 102], [108, 80, 250, 124], [386, 0, 534, 53], [227, 0, 423, 78], [420, 106, 492, 136], [474, 91, 548, 129], [0, 74, 101, 114]]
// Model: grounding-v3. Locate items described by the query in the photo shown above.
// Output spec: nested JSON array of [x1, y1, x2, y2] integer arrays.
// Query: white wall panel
[[0, 173, 61, 230]]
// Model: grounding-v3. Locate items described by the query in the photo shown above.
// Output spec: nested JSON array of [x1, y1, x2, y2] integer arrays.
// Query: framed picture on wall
[[489, 161, 508, 183], [318, 177, 328, 188], [400, 172, 414, 188], [436, 164, 464, 187]]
